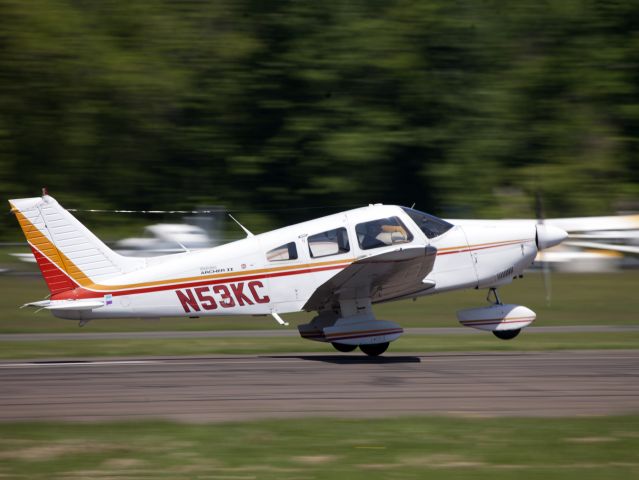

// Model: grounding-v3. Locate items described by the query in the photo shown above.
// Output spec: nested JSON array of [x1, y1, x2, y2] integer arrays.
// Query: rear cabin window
[[308, 227, 350, 258], [355, 216, 413, 250], [266, 242, 298, 262]]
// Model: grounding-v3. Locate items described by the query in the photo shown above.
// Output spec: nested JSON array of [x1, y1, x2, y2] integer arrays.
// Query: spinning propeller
[[534, 192, 568, 306]]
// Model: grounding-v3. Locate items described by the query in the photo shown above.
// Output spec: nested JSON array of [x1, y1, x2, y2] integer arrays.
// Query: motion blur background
[[1, 0, 638, 239], [1, 5, 639, 478]]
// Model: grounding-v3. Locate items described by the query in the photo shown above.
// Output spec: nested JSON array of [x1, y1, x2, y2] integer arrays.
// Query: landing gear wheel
[[360, 342, 389, 356], [331, 342, 357, 353], [493, 329, 521, 340]]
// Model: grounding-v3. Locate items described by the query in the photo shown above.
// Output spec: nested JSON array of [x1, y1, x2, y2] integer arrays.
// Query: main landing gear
[[359, 342, 389, 356], [331, 342, 357, 353], [331, 341, 390, 356]]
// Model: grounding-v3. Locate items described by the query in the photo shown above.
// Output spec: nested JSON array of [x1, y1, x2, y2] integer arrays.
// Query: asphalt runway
[[2, 325, 637, 341], [1, 350, 637, 422]]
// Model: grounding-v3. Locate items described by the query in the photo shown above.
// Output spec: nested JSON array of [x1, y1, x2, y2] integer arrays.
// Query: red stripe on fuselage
[[437, 239, 529, 256]]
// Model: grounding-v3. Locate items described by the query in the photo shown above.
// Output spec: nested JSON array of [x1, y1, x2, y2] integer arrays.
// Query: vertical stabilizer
[[9, 194, 145, 295]]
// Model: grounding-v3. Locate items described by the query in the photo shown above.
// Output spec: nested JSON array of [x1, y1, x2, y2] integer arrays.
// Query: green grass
[[1, 332, 637, 360], [1, 416, 638, 479], [0, 271, 638, 333]]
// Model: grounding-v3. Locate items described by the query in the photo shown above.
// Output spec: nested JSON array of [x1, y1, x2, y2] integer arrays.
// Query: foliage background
[[1, 0, 638, 238]]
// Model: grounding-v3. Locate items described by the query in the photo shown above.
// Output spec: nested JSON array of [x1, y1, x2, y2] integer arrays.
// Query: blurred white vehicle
[[115, 224, 212, 256], [10, 223, 214, 264]]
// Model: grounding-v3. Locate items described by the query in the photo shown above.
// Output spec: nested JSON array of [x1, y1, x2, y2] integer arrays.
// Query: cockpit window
[[401, 207, 453, 239], [355, 216, 413, 250]]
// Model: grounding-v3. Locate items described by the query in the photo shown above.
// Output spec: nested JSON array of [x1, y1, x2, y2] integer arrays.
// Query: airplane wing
[[563, 240, 639, 255], [546, 214, 639, 233], [303, 245, 437, 311]]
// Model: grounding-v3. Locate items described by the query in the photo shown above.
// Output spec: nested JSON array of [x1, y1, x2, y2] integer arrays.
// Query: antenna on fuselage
[[175, 240, 190, 253], [228, 214, 254, 238]]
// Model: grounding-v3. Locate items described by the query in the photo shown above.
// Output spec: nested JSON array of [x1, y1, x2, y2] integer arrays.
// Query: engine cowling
[[456, 304, 536, 332]]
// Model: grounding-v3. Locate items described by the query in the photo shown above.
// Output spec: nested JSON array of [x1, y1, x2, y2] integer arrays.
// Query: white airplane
[[9, 193, 567, 356]]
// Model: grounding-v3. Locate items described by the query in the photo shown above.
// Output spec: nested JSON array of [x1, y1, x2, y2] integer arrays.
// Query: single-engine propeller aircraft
[[9, 192, 567, 356]]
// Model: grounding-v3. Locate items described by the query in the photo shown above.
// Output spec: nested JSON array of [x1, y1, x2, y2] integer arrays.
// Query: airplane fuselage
[[47, 205, 539, 320], [10, 195, 568, 355]]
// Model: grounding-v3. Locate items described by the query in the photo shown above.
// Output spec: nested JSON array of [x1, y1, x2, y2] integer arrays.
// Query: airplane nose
[[536, 224, 568, 250]]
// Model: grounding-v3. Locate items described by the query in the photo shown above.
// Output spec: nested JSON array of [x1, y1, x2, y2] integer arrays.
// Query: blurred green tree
[[0, 0, 637, 239]]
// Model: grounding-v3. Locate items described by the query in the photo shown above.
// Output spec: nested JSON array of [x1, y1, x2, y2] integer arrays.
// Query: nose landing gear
[[486, 287, 523, 340], [457, 287, 536, 339], [487, 287, 502, 305], [487, 287, 522, 339]]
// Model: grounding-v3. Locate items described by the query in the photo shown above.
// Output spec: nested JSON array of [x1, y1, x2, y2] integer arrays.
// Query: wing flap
[[303, 245, 437, 311]]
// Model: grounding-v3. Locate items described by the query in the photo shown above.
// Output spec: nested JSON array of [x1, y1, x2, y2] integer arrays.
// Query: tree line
[[1, 0, 637, 239]]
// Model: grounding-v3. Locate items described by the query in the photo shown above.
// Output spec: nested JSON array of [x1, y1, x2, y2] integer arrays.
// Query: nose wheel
[[493, 329, 521, 340]]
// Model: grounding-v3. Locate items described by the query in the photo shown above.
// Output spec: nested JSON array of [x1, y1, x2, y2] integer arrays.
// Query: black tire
[[332, 342, 357, 353], [493, 329, 521, 340], [359, 342, 390, 356]]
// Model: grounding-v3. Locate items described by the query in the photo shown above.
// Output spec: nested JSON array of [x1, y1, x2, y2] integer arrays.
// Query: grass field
[[1, 416, 637, 479], [0, 271, 638, 333], [1, 267, 637, 479], [1, 332, 638, 360]]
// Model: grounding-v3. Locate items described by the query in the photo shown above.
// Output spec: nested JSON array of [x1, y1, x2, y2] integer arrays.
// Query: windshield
[[401, 207, 453, 239]]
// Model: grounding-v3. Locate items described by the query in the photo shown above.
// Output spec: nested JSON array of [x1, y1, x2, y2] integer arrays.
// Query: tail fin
[[9, 194, 145, 295]]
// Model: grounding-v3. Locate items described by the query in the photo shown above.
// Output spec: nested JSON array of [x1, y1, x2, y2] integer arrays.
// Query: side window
[[356, 216, 413, 250], [308, 227, 350, 258], [266, 242, 298, 262]]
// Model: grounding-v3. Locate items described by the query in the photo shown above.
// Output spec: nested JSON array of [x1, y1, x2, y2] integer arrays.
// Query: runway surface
[[1, 350, 637, 422], [2, 325, 638, 341]]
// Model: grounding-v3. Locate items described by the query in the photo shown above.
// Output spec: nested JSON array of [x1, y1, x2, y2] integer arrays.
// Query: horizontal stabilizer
[[23, 299, 105, 311]]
